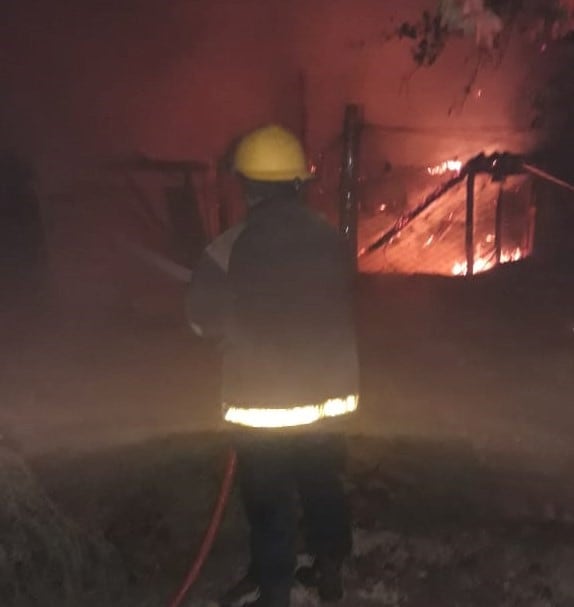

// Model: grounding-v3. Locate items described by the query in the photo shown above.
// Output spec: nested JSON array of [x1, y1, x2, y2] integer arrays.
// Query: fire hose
[[116, 238, 240, 606], [167, 447, 238, 607]]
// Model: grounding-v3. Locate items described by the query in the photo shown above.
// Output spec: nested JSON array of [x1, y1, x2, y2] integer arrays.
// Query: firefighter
[[187, 125, 359, 607]]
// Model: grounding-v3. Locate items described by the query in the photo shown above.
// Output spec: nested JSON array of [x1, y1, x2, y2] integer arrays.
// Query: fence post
[[215, 161, 229, 234], [339, 104, 362, 266], [526, 198, 537, 255], [495, 185, 504, 265], [465, 171, 475, 276], [523, 181, 536, 256], [298, 70, 308, 150]]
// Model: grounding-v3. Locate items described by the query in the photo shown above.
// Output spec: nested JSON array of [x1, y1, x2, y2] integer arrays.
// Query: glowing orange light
[[500, 247, 523, 264], [427, 160, 463, 176], [451, 247, 523, 276]]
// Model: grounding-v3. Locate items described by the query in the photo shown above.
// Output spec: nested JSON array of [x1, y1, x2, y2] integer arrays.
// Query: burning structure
[[357, 152, 536, 277], [309, 112, 540, 279]]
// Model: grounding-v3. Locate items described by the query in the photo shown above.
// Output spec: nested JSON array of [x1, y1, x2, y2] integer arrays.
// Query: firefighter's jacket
[[187, 196, 359, 428]]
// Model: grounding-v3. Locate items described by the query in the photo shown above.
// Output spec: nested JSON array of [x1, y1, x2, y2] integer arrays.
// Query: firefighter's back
[[224, 196, 358, 413]]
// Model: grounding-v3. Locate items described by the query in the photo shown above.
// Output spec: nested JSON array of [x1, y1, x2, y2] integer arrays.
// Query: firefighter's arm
[[185, 222, 245, 339], [186, 251, 229, 339]]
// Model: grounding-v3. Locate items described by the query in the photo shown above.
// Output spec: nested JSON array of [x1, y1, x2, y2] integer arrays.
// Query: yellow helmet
[[233, 125, 312, 182]]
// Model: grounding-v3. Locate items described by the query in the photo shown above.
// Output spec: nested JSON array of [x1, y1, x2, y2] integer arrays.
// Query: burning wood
[[427, 159, 463, 176], [451, 246, 523, 276]]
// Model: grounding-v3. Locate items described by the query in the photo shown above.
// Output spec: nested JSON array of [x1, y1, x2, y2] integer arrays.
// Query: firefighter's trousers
[[234, 432, 352, 594]]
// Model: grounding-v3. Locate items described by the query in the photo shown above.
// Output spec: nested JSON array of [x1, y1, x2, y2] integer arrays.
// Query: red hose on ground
[[168, 447, 238, 607]]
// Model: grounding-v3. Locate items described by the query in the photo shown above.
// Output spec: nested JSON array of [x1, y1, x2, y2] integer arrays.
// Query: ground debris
[[27, 434, 574, 607], [0, 445, 125, 607], [343, 520, 574, 607]]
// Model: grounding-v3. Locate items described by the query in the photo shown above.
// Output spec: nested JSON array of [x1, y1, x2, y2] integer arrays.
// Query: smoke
[[1, 0, 542, 178], [1, 0, 551, 315]]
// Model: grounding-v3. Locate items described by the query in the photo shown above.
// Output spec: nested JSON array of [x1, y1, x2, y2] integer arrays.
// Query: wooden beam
[[495, 185, 504, 265], [339, 104, 362, 265], [466, 172, 475, 276]]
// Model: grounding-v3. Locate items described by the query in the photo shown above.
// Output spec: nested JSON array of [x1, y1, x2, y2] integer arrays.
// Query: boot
[[295, 555, 343, 602], [219, 575, 291, 607], [258, 582, 291, 607]]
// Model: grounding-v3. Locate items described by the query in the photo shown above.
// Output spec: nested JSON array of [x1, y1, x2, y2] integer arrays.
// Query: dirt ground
[[2, 259, 574, 606], [26, 434, 574, 607]]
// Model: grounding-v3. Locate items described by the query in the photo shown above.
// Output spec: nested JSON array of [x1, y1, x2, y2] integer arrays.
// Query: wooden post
[[166, 181, 206, 266], [527, 201, 537, 255], [465, 172, 475, 276], [215, 161, 229, 234], [525, 180, 537, 255], [495, 185, 504, 265], [298, 70, 308, 151], [339, 104, 361, 266]]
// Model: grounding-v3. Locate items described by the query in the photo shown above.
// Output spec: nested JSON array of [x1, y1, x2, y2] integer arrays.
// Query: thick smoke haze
[[1, 0, 550, 314], [2, 0, 540, 177]]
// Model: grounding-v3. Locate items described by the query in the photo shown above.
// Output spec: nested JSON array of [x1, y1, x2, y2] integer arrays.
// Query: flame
[[451, 247, 523, 276], [501, 247, 523, 264], [427, 159, 463, 176]]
